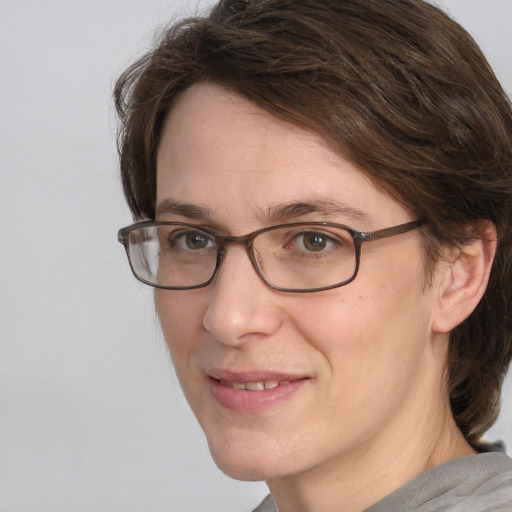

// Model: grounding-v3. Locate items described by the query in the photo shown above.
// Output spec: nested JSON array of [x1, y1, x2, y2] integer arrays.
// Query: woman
[[116, 0, 512, 510]]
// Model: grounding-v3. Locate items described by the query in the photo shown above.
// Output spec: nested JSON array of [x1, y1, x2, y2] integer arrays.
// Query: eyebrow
[[155, 197, 369, 225], [156, 199, 213, 219], [265, 198, 369, 224]]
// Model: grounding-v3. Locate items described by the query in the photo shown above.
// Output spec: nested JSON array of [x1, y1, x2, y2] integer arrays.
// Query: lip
[[207, 369, 310, 412]]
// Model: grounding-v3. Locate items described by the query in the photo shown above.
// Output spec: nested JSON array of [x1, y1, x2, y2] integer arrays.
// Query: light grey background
[[0, 1, 511, 511]]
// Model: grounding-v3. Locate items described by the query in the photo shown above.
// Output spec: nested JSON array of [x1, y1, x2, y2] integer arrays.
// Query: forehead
[[156, 83, 410, 230]]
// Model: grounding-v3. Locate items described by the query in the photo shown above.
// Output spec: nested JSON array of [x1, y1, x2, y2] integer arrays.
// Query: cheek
[[292, 271, 431, 388], [156, 290, 206, 361], [155, 290, 214, 416]]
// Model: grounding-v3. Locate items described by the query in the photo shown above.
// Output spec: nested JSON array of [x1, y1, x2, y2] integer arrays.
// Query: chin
[[208, 452, 268, 482], [205, 433, 293, 482], [215, 461, 271, 482]]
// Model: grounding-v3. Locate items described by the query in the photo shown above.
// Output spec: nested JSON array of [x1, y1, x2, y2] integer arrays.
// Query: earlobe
[[432, 222, 497, 334]]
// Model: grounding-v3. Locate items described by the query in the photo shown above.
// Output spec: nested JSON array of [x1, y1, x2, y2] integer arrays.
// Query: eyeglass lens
[[126, 224, 358, 290]]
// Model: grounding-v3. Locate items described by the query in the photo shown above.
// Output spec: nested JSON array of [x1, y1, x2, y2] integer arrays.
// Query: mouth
[[216, 379, 292, 391], [207, 371, 309, 412]]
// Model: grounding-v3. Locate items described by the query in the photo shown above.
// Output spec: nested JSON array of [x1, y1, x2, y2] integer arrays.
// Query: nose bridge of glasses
[[212, 231, 266, 287], [214, 231, 256, 255]]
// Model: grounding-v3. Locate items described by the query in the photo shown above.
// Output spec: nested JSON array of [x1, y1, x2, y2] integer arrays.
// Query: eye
[[295, 231, 334, 252], [299, 232, 330, 252], [172, 230, 215, 250]]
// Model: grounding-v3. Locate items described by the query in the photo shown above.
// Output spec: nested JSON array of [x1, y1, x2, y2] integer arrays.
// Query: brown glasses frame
[[118, 219, 425, 293]]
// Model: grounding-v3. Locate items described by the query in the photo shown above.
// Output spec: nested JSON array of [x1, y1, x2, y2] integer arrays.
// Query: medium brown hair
[[114, 0, 512, 447]]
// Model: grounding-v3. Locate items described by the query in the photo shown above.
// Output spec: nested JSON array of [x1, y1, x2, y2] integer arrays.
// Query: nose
[[202, 245, 284, 346]]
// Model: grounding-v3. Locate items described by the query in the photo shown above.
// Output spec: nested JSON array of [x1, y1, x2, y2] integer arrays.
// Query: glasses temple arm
[[360, 219, 425, 242]]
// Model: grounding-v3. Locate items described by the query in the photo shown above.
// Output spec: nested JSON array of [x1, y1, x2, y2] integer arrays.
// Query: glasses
[[118, 219, 424, 293]]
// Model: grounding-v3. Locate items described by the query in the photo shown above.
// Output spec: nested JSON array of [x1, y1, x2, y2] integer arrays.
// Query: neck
[[266, 369, 475, 512]]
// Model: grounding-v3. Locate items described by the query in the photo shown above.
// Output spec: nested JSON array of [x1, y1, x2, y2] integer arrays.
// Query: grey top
[[252, 452, 512, 511]]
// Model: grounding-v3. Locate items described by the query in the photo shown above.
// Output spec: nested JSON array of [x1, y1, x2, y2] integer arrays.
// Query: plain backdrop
[[1, 1, 511, 511]]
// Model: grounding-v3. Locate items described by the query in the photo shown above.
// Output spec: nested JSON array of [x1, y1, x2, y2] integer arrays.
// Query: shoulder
[[367, 452, 512, 512], [251, 453, 512, 512], [458, 452, 512, 511], [251, 494, 278, 512]]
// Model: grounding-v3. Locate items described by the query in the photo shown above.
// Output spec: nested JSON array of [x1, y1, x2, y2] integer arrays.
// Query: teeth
[[246, 382, 265, 391], [220, 380, 284, 391]]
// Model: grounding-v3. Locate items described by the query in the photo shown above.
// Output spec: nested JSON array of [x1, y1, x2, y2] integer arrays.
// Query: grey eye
[[172, 230, 215, 250]]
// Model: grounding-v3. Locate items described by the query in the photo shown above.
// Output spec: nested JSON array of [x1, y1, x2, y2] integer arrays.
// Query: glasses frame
[[118, 219, 425, 293]]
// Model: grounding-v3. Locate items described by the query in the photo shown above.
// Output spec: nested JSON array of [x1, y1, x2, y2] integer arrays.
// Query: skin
[[155, 83, 490, 512]]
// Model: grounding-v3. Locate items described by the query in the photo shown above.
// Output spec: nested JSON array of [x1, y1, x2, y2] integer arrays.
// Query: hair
[[114, 0, 512, 448]]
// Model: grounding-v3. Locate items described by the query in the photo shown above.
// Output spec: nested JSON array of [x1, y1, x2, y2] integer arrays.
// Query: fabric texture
[[251, 452, 512, 511]]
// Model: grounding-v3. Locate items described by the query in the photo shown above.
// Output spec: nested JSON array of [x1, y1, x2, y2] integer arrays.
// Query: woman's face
[[155, 83, 442, 481]]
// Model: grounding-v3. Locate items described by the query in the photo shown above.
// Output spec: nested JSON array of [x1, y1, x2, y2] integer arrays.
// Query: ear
[[432, 221, 497, 334]]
